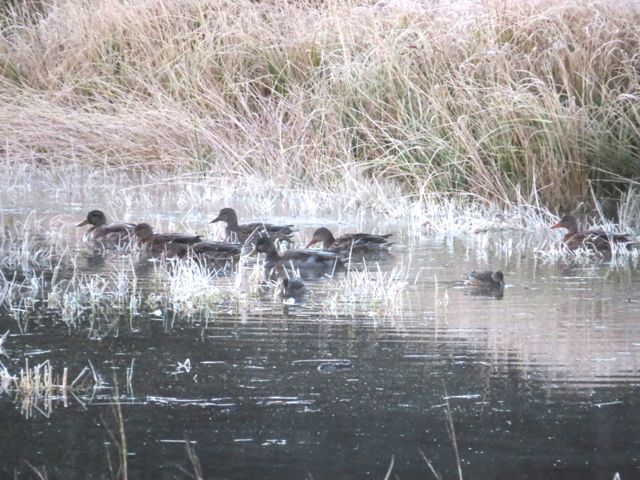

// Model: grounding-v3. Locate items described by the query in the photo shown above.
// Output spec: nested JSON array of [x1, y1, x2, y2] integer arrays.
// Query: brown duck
[[134, 223, 201, 258], [551, 215, 630, 250], [76, 210, 135, 251], [210, 208, 295, 244], [464, 271, 505, 288], [305, 227, 393, 254]]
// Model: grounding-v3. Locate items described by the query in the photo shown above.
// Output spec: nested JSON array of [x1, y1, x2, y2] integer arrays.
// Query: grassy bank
[[1, 0, 639, 212]]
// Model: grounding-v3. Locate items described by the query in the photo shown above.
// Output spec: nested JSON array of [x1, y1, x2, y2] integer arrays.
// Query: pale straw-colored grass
[[0, 357, 103, 418], [0, 0, 638, 212]]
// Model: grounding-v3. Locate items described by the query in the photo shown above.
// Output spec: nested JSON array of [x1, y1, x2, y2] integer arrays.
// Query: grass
[[103, 375, 128, 480], [1, 0, 639, 214], [0, 213, 68, 272], [325, 261, 410, 318], [0, 358, 96, 418]]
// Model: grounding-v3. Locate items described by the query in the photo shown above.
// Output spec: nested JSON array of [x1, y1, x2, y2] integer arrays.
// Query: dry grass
[[1, 0, 639, 212], [0, 358, 96, 418]]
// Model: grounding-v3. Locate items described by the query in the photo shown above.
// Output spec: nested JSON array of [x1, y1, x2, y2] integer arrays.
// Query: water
[[1, 177, 640, 479]]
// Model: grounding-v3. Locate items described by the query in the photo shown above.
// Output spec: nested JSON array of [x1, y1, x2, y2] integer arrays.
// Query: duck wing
[[282, 248, 340, 264], [87, 223, 135, 251], [237, 222, 295, 234], [191, 241, 243, 260], [102, 222, 135, 233], [586, 229, 630, 242], [568, 230, 631, 250], [236, 223, 296, 244], [144, 239, 188, 258], [262, 223, 296, 235], [154, 233, 202, 244], [464, 271, 495, 286], [335, 233, 393, 250]]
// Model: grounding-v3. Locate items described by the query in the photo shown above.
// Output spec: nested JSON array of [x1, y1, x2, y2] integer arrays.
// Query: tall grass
[[1, 0, 639, 211]]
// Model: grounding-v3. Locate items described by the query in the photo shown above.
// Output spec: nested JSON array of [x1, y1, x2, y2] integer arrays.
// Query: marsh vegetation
[[1, 0, 640, 478], [2, 0, 640, 214]]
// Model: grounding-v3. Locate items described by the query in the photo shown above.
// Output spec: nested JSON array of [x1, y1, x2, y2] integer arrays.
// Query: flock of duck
[[76, 207, 403, 299], [75, 208, 633, 300]]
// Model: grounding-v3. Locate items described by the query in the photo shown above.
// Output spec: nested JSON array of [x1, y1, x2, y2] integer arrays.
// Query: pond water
[[1, 176, 640, 479]]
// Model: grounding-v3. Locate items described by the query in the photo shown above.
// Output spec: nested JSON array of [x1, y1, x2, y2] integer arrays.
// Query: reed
[[157, 253, 266, 318], [0, 359, 94, 418], [1, 0, 638, 212], [326, 262, 409, 318]]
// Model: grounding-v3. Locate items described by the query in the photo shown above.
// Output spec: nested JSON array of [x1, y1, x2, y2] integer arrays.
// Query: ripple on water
[[1, 205, 640, 478]]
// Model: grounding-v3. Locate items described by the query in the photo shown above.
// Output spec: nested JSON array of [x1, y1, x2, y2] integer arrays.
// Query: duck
[[133, 223, 201, 258], [305, 227, 393, 255], [210, 208, 295, 244], [551, 215, 630, 250], [254, 236, 341, 275], [279, 277, 306, 302], [463, 271, 505, 288], [76, 210, 135, 251]]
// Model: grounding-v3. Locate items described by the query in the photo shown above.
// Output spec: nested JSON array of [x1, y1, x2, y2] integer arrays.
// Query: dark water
[[1, 198, 640, 479]]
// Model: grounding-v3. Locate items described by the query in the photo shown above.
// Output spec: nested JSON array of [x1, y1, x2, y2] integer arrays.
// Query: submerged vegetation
[[1, 0, 639, 216]]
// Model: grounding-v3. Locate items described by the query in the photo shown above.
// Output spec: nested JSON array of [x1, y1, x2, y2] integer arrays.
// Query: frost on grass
[[325, 262, 409, 319], [161, 258, 225, 317], [46, 264, 141, 328], [0, 214, 68, 271], [158, 254, 266, 318]]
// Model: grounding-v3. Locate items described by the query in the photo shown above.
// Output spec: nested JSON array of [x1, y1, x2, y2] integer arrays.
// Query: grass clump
[[326, 262, 410, 319], [0, 359, 96, 418], [157, 254, 267, 320], [0, 0, 639, 212]]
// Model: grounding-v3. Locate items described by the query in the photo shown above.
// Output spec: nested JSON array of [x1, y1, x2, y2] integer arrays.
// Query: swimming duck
[[279, 277, 306, 302], [254, 236, 341, 274], [464, 271, 505, 288], [306, 227, 393, 255], [210, 208, 295, 244], [551, 215, 630, 250], [76, 210, 135, 251], [133, 223, 201, 258]]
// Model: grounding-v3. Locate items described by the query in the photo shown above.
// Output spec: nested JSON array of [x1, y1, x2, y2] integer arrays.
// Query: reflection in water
[[467, 285, 504, 299], [1, 202, 640, 479], [83, 252, 107, 270]]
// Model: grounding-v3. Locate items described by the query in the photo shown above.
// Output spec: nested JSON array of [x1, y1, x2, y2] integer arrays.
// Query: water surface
[[1, 180, 639, 479]]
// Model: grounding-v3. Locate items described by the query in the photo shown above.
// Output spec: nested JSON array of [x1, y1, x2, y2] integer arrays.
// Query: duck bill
[[210, 216, 221, 224], [305, 239, 317, 248], [76, 219, 90, 227], [550, 221, 562, 229]]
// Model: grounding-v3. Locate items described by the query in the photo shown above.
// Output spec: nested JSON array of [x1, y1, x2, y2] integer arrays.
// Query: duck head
[[492, 271, 505, 286], [210, 208, 238, 226], [254, 236, 277, 255], [306, 227, 335, 249], [77, 210, 107, 227], [134, 223, 154, 242]]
